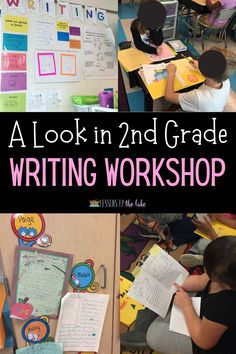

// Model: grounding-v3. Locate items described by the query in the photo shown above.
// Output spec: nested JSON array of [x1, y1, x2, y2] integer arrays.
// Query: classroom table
[[121, 49, 204, 111]]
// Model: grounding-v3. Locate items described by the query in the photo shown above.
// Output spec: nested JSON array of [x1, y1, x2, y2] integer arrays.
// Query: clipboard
[[12, 246, 73, 319]]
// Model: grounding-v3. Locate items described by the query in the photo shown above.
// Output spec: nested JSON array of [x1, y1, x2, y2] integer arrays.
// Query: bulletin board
[[0, 0, 118, 112], [0, 214, 119, 354]]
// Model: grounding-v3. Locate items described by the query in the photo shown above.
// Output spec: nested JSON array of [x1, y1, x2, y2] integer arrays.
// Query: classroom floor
[[118, 1, 236, 111]]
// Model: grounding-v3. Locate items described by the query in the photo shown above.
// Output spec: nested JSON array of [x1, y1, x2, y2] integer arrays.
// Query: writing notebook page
[[169, 297, 201, 336], [128, 246, 189, 318], [128, 271, 173, 318], [143, 250, 189, 293], [55, 293, 109, 352]]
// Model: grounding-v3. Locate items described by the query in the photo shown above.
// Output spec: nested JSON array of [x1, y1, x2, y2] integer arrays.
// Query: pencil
[[181, 53, 192, 62]]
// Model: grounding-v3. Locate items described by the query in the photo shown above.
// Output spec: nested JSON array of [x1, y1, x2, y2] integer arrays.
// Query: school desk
[[0, 214, 120, 354], [134, 52, 204, 111]]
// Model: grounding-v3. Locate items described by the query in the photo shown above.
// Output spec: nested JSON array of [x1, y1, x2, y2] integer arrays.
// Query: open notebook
[[128, 245, 189, 318]]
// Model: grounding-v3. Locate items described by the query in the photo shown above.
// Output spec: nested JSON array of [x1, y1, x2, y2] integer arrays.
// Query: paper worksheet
[[169, 297, 201, 336], [83, 26, 117, 79], [55, 292, 109, 352], [128, 245, 189, 318]]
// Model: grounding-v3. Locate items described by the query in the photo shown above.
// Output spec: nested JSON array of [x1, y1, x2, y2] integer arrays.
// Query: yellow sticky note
[[195, 221, 236, 240], [4, 15, 28, 33], [149, 244, 161, 256], [57, 21, 69, 32]]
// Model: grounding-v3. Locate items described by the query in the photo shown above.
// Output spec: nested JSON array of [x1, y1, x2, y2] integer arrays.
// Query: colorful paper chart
[[11, 213, 45, 242], [70, 262, 95, 290], [22, 318, 50, 344]]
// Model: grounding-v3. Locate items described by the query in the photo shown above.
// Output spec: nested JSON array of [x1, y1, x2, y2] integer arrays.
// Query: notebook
[[128, 245, 189, 318]]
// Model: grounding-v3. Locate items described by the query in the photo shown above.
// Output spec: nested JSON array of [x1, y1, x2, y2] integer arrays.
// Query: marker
[[52, 264, 66, 274]]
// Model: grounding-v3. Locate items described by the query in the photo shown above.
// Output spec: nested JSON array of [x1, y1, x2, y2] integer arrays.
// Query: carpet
[[121, 223, 149, 272]]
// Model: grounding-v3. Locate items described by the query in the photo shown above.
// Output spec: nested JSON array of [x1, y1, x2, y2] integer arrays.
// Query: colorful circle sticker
[[11, 214, 45, 242], [22, 318, 50, 344], [70, 261, 95, 290]]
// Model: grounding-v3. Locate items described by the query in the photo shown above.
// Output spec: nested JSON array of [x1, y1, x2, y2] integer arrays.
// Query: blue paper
[[3, 33, 28, 51], [16, 342, 63, 354], [57, 32, 69, 41]]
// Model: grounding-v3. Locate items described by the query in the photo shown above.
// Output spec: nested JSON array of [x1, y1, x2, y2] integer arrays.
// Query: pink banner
[[1, 52, 27, 71]]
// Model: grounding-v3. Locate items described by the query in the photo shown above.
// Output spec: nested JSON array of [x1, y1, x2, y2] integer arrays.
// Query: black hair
[[203, 236, 236, 289]]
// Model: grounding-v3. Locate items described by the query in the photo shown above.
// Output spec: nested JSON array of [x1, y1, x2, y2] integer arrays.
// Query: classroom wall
[[0, 214, 120, 354], [0, 0, 118, 112], [73, 0, 118, 13]]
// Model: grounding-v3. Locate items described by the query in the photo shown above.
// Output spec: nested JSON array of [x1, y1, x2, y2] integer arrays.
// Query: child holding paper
[[164, 47, 236, 112], [147, 236, 236, 354]]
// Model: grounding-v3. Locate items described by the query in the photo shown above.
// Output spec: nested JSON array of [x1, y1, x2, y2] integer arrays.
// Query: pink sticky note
[[1, 53, 27, 71]]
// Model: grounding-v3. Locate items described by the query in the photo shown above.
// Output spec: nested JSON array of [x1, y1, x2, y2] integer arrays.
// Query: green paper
[[15, 249, 71, 317], [16, 342, 63, 354], [0, 93, 26, 112]]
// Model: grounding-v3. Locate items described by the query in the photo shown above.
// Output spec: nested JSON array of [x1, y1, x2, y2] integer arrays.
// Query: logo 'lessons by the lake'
[[89, 200, 100, 207]]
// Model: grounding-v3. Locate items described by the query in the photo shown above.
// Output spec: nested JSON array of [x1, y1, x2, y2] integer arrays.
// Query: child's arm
[[206, 0, 223, 11], [174, 286, 228, 350], [209, 213, 236, 229], [181, 273, 209, 292], [164, 63, 180, 105], [130, 27, 157, 54]]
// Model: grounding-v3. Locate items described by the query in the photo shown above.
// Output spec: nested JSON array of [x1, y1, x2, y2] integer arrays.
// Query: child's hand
[[189, 59, 199, 69], [167, 63, 176, 75], [192, 216, 218, 240], [174, 284, 192, 310], [156, 46, 163, 55]]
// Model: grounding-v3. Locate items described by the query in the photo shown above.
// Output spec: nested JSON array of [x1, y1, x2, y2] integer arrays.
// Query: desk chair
[[193, 8, 236, 49]]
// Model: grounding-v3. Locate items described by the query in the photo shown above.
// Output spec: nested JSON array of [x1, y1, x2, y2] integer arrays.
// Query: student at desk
[[130, 18, 164, 54], [196, 0, 236, 28], [164, 47, 236, 112]]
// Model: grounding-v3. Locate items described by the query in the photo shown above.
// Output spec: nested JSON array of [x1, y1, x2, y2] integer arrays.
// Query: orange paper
[[69, 40, 81, 50], [0, 283, 6, 349]]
